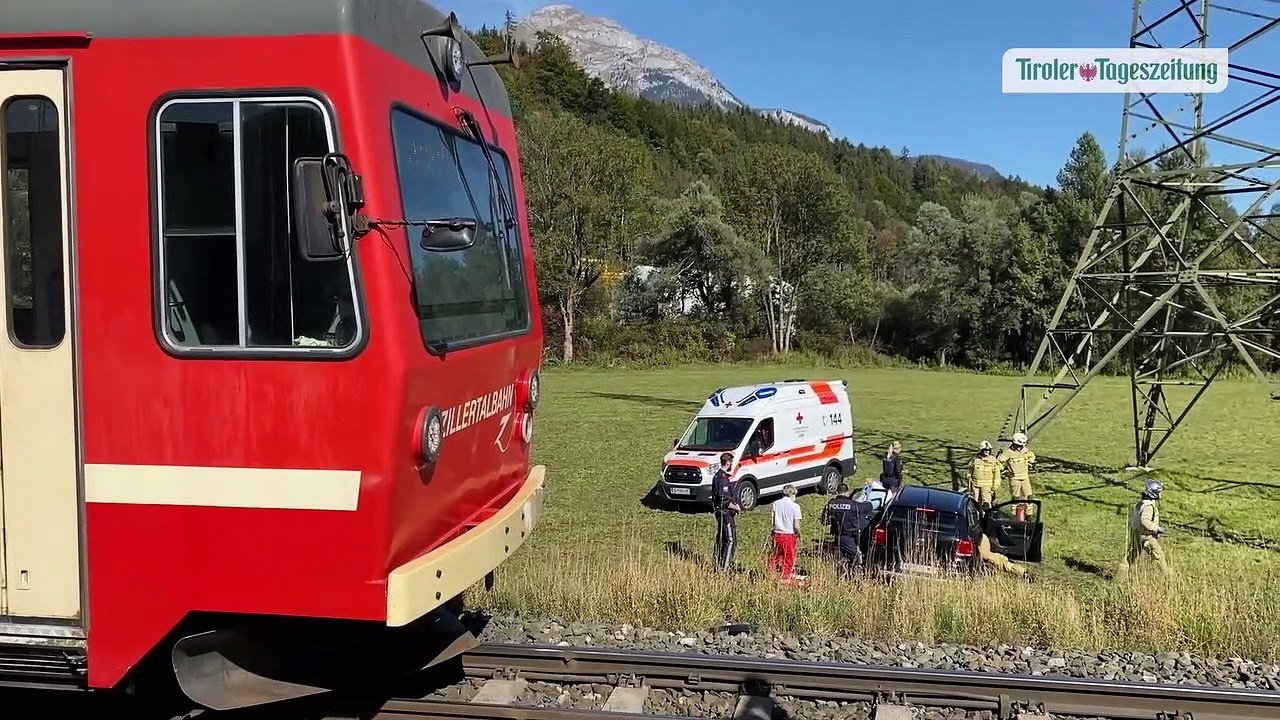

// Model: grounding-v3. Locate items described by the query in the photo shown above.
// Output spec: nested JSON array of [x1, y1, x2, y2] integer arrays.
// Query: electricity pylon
[[1003, 0, 1280, 468]]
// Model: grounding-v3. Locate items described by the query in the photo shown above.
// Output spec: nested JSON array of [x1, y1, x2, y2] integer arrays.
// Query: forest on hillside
[[470, 27, 1279, 372]]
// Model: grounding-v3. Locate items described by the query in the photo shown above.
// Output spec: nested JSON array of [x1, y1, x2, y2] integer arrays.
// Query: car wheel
[[736, 480, 758, 511], [819, 464, 841, 495]]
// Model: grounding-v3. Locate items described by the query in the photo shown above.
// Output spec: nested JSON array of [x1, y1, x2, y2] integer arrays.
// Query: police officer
[[822, 482, 873, 577], [710, 452, 740, 572], [998, 432, 1036, 520], [969, 440, 1000, 509], [1116, 480, 1171, 579], [821, 483, 852, 552], [881, 440, 903, 492]]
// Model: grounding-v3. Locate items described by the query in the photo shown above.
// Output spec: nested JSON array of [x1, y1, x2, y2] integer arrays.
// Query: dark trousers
[[713, 510, 738, 571], [835, 536, 862, 577]]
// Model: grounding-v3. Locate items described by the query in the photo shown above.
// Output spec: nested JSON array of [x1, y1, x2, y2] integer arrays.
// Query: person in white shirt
[[769, 485, 803, 579]]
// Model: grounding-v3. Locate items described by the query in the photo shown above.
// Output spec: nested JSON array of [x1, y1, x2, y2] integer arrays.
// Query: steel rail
[[375, 699, 692, 720], [456, 643, 1280, 720]]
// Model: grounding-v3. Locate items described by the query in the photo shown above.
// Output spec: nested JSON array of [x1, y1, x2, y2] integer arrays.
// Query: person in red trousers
[[769, 484, 803, 580]]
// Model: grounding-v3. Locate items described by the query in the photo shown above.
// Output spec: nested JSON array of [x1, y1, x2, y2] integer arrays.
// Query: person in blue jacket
[[710, 452, 740, 571]]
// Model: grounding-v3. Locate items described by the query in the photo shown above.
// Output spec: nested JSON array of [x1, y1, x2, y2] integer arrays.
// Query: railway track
[[7, 642, 1280, 720], [372, 643, 1280, 720]]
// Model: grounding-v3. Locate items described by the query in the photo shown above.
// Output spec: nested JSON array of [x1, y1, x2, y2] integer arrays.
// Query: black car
[[845, 485, 1043, 578]]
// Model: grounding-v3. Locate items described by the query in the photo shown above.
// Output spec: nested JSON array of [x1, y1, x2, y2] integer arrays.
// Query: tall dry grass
[[472, 545, 1280, 661]]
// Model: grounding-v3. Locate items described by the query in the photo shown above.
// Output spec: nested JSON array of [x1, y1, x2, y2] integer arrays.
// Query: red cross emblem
[[796, 412, 804, 424]]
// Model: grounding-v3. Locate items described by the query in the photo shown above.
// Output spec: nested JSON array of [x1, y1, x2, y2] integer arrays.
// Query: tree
[[517, 108, 653, 362], [720, 143, 862, 353], [1053, 131, 1111, 262], [641, 179, 763, 316], [466, 19, 1062, 367]]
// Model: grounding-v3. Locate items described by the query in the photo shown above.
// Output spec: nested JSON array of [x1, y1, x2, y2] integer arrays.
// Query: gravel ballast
[[426, 677, 1111, 720], [475, 614, 1280, 691]]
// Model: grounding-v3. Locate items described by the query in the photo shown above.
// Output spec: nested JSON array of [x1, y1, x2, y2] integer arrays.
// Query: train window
[[2, 96, 66, 349], [389, 107, 531, 351], [155, 96, 362, 354]]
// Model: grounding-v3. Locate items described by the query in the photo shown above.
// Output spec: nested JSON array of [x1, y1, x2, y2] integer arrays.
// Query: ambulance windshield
[[678, 417, 753, 452]]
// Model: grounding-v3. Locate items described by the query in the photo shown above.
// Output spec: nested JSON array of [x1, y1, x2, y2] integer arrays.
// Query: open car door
[[984, 499, 1044, 562]]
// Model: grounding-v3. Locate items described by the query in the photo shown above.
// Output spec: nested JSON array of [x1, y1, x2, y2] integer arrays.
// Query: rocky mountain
[[917, 155, 1001, 180], [756, 108, 832, 138], [515, 5, 833, 139], [514, 4, 1000, 179]]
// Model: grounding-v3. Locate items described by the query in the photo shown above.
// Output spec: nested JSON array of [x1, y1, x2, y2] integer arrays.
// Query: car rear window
[[887, 506, 960, 534]]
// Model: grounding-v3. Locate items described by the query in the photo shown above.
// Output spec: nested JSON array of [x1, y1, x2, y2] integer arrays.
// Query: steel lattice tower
[[1003, 0, 1280, 468]]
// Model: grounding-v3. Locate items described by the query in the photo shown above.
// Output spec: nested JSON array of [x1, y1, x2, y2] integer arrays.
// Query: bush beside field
[[471, 365, 1280, 660]]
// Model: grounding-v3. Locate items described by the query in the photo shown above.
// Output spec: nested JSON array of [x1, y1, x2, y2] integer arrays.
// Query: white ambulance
[[659, 379, 858, 510]]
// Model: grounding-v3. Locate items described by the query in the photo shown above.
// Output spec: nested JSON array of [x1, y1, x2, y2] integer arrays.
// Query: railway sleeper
[[601, 685, 649, 713], [871, 703, 913, 720], [1016, 700, 1051, 720], [471, 678, 528, 706]]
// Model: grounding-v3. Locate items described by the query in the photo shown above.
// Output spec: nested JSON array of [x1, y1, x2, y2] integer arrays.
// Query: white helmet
[[1012, 432, 1029, 446], [979, 440, 993, 451]]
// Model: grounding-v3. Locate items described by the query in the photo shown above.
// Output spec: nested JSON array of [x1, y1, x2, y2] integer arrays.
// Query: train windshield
[[389, 108, 531, 351]]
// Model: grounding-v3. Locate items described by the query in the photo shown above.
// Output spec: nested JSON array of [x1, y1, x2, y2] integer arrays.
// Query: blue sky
[[448, 0, 1275, 190]]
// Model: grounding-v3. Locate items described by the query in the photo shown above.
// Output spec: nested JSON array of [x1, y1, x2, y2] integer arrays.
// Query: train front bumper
[[385, 464, 546, 627]]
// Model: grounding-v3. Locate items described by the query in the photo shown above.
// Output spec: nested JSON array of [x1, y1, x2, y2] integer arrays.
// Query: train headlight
[[444, 37, 465, 83], [519, 412, 534, 444], [517, 368, 541, 412], [419, 406, 445, 464], [527, 372, 540, 410]]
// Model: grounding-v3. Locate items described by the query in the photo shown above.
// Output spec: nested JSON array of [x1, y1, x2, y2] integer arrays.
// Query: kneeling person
[[824, 482, 874, 576]]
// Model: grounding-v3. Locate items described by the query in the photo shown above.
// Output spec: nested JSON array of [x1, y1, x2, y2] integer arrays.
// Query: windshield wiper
[[455, 108, 516, 231]]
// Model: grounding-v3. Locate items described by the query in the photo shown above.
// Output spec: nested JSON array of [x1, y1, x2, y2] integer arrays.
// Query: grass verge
[[472, 365, 1280, 660]]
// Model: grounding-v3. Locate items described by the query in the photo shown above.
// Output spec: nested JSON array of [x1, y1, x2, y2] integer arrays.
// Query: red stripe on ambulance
[[809, 381, 840, 405]]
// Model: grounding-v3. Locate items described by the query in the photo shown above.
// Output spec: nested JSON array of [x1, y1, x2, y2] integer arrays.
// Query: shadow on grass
[[1064, 555, 1114, 580], [641, 483, 707, 514], [593, 390, 1279, 551]]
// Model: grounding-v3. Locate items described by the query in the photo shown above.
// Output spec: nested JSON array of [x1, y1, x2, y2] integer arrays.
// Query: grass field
[[472, 365, 1280, 660]]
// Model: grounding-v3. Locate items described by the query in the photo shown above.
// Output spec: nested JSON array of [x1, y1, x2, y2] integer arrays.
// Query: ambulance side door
[[783, 398, 823, 488], [742, 415, 785, 493]]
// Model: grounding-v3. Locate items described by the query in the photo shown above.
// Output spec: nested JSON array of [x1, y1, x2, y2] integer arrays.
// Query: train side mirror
[[291, 153, 365, 262]]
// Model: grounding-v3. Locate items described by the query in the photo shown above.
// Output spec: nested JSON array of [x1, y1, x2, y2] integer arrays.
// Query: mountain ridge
[[513, 4, 1001, 179], [514, 5, 833, 138]]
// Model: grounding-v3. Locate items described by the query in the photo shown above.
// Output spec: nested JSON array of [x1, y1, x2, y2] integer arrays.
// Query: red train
[[0, 0, 545, 709]]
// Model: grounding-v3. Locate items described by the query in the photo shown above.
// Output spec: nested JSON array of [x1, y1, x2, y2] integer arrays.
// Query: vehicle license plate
[[902, 562, 937, 575], [667, 486, 692, 496]]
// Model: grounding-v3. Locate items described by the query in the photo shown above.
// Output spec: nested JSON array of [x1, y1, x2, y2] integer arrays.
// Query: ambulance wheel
[[819, 464, 841, 495], [735, 479, 758, 511]]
